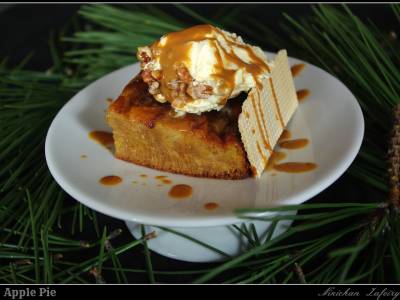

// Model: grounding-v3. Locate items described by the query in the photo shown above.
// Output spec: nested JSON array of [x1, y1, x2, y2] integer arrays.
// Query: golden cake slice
[[106, 75, 250, 179]]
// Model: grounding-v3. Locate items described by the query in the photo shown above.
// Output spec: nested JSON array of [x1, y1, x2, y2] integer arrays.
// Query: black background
[[0, 3, 392, 283], [0, 4, 398, 70]]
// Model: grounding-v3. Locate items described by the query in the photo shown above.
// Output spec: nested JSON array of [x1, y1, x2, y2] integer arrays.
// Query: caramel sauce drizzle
[[250, 93, 272, 154], [256, 141, 268, 167], [291, 64, 305, 77], [80, 155, 87, 159], [140, 174, 148, 178], [216, 27, 271, 73], [151, 24, 271, 106], [89, 131, 114, 148], [255, 88, 273, 152], [251, 166, 258, 178], [266, 151, 287, 171], [296, 89, 310, 102], [168, 184, 193, 199], [279, 138, 309, 150], [273, 162, 317, 173], [278, 129, 292, 142], [99, 176, 122, 186], [269, 78, 284, 129]]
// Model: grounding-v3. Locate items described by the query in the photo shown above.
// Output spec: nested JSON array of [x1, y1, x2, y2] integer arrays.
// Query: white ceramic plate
[[45, 53, 364, 228]]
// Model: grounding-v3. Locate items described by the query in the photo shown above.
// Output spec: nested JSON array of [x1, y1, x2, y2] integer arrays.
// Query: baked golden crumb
[[106, 75, 251, 179]]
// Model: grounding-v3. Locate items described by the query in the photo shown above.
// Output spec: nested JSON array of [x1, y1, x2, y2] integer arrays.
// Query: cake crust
[[106, 75, 251, 179]]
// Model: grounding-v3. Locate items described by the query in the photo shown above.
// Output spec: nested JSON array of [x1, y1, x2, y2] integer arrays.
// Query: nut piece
[[137, 46, 152, 64], [187, 83, 213, 99], [151, 70, 162, 80], [176, 66, 193, 83], [148, 81, 160, 95]]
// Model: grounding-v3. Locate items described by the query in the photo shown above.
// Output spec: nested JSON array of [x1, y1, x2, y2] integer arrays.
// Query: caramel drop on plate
[[296, 89, 310, 102], [279, 138, 309, 150], [89, 131, 114, 148], [168, 184, 192, 199], [99, 176, 122, 186], [204, 202, 219, 210], [140, 174, 148, 178], [155, 175, 172, 184], [278, 129, 291, 142], [291, 64, 305, 77], [266, 151, 287, 170], [273, 162, 317, 173]]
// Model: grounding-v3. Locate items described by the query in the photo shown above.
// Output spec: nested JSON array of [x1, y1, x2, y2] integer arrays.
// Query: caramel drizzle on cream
[[150, 24, 271, 106]]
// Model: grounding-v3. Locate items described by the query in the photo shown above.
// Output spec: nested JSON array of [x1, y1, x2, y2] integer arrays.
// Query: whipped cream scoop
[[137, 24, 272, 115]]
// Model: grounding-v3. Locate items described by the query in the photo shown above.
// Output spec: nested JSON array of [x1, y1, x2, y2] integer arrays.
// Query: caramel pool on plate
[[279, 138, 309, 150], [89, 131, 114, 148], [204, 202, 219, 210], [273, 162, 317, 173], [168, 184, 192, 199], [99, 175, 122, 186]]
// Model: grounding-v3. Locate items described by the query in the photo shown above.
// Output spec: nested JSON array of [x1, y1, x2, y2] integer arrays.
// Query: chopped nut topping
[[151, 70, 162, 80], [141, 70, 153, 83], [148, 81, 160, 95], [176, 66, 193, 83], [187, 83, 213, 99], [137, 46, 152, 63]]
